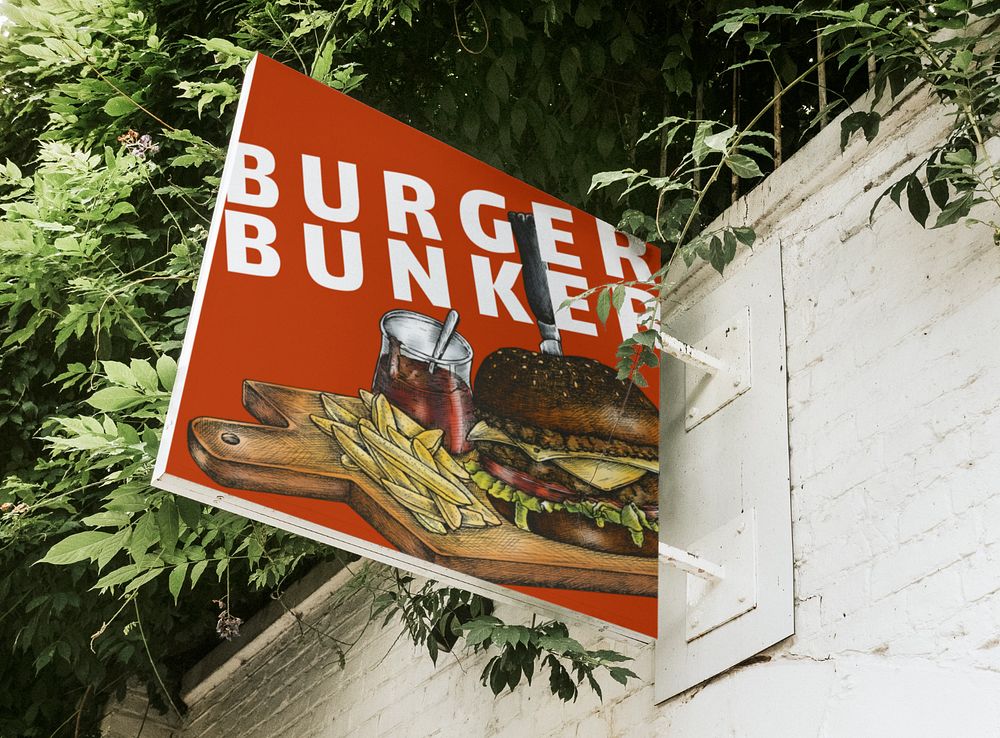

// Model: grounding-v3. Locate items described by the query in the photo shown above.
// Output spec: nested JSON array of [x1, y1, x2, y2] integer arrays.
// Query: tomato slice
[[480, 458, 580, 503]]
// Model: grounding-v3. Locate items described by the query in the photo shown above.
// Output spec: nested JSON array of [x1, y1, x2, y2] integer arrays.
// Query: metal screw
[[221, 432, 240, 445]]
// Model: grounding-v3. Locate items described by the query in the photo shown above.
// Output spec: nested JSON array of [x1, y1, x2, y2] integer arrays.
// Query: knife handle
[[508, 211, 563, 355]]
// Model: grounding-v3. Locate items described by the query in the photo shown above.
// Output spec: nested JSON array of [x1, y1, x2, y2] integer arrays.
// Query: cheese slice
[[551, 457, 649, 491], [467, 421, 656, 491]]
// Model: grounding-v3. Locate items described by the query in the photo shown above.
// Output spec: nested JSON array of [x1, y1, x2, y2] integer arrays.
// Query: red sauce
[[372, 346, 475, 454]]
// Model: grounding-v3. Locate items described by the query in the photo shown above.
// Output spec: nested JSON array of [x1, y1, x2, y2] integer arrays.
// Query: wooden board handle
[[189, 416, 352, 502]]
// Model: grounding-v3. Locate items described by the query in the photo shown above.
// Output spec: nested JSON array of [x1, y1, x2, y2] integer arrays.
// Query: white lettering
[[302, 156, 360, 223], [225, 210, 280, 277], [470, 255, 532, 322], [303, 224, 363, 291], [384, 171, 441, 240], [229, 143, 279, 208], [596, 220, 652, 280], [387, 239, 450, 308], [531, 203, 580, 269], [546, 270, 597, 336], [460, 190, 514, 253]]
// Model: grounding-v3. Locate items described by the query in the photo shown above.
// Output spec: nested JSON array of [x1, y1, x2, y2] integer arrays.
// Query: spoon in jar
[[428, 309, 460, 373]]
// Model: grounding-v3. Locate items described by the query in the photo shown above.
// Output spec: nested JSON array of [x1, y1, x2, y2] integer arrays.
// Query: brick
[[870, 515, 979, 600]]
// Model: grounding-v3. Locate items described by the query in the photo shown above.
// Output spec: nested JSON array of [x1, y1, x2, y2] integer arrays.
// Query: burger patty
[[478, 410, 658, 462], [477, 441, 659, 509]]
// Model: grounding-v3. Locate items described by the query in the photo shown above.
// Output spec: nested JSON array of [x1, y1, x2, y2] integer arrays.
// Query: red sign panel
[[153, 54, 660, 637]]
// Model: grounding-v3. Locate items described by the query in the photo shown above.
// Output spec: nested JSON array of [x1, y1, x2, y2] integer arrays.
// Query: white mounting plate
[[656, 240, 793, 703], [686, 509, 757, 642], [685, 306, 752, 430]]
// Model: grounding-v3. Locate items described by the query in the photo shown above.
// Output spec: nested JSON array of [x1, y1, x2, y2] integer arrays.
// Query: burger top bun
[[474, 347, 658, 449]]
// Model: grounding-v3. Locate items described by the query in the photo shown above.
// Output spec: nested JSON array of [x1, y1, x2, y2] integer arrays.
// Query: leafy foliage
[[718, 1, 1000, 234], [585, 0, 1000, 381], [461, 616, 637, 701]]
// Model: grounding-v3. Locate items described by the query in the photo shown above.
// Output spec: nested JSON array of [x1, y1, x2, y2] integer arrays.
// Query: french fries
[[415, 429, 444, 454], [313, 391, 501, 534]]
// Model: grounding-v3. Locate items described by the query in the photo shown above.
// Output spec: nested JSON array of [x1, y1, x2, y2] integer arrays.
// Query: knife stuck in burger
[[464, 213, 659, 557]]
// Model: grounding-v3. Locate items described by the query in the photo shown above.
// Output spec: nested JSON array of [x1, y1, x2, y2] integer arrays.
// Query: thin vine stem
[[133, 599, 183, 719]]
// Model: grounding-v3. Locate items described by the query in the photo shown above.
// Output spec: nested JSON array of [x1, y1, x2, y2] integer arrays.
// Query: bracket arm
[[658, 541, 726, 581], [660, 332, 726, 375]]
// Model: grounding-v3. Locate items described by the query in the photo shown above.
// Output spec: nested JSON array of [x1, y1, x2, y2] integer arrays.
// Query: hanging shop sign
[[153, 54, 660, 638]]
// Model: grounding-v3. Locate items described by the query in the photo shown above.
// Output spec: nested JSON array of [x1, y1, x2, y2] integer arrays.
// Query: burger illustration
[[467, 347, 659, 557]]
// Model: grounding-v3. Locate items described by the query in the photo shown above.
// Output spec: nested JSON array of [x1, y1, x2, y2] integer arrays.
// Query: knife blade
[[508, 211, 563, 355]]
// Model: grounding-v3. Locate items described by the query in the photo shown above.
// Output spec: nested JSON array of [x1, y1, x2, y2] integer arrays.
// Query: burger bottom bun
[[490, 498, 657, 558]]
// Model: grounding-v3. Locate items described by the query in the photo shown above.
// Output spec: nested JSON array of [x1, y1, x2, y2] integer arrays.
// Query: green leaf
[[82, 511, 131, 528], [169, 563, 188, 604], [704, 125, 735, 153], [723, 229, 738, 264], [123, 568, 162, 593], [944, 148, 975, 166], [189, 559, 210, 589], [841, 110, 881, 150], [596, 289, 611, 324], [156, 498, 180, 555], [610, 33, 634, 64], [510, 106, 527, 142], [156, 355, 177, 391], [608, 666, 637, 686], [311, 41, 335, 83], [489, 658, 506, 694], [952, 49, 973, 71], [725, 154, 763, 179], [38, 531, 115, 566], [103, 96, 136, 118], [101, 361, 136, 387], [849, 3, 869, 21], [129, 513, 159, 559], [934, 192, 974, 228], [559, 48, 579, 92], [691, 121, 712, 164], [93, 564, 140, 590], [906, 176, 930, 227], [732, 226, 756, 246], [86, 387, 145, 412], [130, 359, 159, 392], [176, 495, 202, 530], [106, 201, 136, 221], [538, 635, 585, 655], [611, 285, 625, 311], [588, 168, 645, 194], [708, 235, 726, 274], [926, 159, 950, 209], [637, 116, 683, 145], [487, 60, 508, 101]]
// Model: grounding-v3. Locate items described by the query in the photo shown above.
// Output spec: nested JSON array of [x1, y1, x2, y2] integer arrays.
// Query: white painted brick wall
[[104, 83, 1000, 737]]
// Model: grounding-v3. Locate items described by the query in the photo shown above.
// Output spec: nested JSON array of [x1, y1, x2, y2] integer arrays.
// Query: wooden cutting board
[[188, 381, 656, 596]]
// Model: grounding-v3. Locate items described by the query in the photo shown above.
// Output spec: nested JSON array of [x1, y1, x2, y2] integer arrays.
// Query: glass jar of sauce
[[372, 310, 475, 454]]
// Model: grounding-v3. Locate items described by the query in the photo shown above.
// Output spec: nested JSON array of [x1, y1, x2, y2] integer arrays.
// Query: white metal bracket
[[658, 541, 726, 582], [684, 306, 752, 430], [685, 510, 757, 641]]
